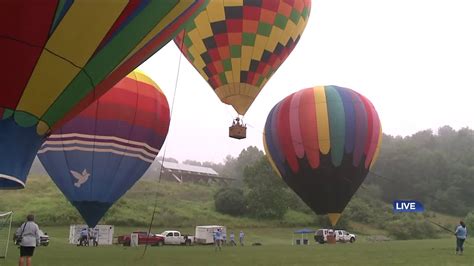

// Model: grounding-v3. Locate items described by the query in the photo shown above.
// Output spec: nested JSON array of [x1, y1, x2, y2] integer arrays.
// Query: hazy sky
[[140, 0, 474, 163]]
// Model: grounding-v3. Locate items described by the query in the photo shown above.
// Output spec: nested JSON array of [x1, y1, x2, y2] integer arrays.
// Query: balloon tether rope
[[142, 35, 184, 258]]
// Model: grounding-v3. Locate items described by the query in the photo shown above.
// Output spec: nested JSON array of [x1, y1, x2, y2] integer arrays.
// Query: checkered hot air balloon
[[174, 0, 311, 116], [0, 0, 207, 189], [264, 86, 382, 226], [38, 70, 170, 227]]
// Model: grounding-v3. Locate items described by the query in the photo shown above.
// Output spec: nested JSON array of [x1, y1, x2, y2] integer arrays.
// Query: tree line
[[369, 126, 474, 216], [158, 126, 473, 220]]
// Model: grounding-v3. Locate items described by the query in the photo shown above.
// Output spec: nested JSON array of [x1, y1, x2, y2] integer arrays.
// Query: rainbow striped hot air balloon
[[0, 0, 207, 189], [38, 70, 170, 227], [264, 86, 382, 226]]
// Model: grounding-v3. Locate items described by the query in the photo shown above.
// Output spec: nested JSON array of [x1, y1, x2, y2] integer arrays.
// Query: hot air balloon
[[174, 0, 311, 139], [37, 70, 170, 227], [263, 86, 382, 226], [0, 0, 207, 189]]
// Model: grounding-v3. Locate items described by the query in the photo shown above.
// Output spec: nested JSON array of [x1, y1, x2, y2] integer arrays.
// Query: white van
[[194, 225, 226, 244]]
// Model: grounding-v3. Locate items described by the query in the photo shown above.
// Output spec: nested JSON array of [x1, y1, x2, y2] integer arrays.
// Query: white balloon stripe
[[46, 133, 160, 153], [41, 139, 158, 159], [37, 146, 155, 163]]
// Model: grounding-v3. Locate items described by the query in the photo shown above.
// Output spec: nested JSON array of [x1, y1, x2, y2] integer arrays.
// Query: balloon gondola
[[229, 117, 247, 140]]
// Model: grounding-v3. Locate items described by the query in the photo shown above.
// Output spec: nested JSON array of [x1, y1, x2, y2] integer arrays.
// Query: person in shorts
[[16, 214, 40, 266]]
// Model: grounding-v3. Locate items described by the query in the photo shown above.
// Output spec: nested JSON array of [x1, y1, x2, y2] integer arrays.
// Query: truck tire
[[350, 237, 355, 243], [157, 240, 164, 246]]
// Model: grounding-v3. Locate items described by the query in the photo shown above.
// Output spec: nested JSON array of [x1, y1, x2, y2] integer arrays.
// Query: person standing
[[214, 228, 222, 251], [229, 232, 237, 246], [78, 227, 89, 246], [239, 230, 244, 246], [455, 221, 468, 255], [222, 231, 227, 246], [16, 214, 40, 266], [90, 228, 99, 247]]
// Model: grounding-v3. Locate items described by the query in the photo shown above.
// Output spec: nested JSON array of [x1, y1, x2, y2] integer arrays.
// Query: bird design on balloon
[[70, 169, 91, 188]]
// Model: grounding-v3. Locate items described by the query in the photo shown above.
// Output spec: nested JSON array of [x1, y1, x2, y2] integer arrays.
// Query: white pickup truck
[[156, 230, 194, 245], [314, 229, 356, 243]]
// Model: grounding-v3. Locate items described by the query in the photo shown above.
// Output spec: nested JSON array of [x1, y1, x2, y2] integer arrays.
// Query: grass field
[[1, 227, 472, 266]]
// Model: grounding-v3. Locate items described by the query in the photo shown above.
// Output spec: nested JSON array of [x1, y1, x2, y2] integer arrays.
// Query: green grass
[[0, 175, 316, 228], [1, 226, 473, 266]]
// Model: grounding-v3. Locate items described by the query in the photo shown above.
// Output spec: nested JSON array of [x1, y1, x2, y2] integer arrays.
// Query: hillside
[[0, 174, 315, 228], [1, 173, 460, 241]]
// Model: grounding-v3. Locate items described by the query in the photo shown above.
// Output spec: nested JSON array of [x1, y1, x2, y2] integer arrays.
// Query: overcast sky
[[140, 0, 474, 163]]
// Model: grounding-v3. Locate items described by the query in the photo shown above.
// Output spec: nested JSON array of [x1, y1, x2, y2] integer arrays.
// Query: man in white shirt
[[90, 228, 99, 247], [214, 228, 222, 251], [78, 227, 89, 246], [239, 230, 245, 246], [229, 232, 237, 246]]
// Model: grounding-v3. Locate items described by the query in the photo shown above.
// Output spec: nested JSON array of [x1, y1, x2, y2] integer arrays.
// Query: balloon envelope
[[264, 86, 382, 225], [0, 0, 207, 189], [38, 71, 170, 227], [174, 0, 311, 115]]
